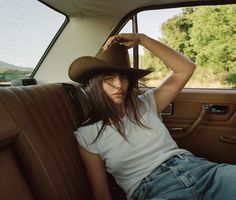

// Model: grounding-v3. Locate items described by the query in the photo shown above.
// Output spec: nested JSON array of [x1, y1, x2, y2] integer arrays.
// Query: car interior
[[0, 0, 235, 199]]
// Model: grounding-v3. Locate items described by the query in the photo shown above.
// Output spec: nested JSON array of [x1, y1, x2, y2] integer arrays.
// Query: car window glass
[[0, 0, 66, 86], [120, 19, 134, 67], [138, 5, 236, 88], [120, 5, 236, 89]]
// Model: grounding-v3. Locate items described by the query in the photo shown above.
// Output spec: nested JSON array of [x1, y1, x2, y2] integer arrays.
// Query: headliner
[[40, 0, 219, 17]]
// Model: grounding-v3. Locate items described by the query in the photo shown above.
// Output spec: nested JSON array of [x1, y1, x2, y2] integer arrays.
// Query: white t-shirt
[[74, 89, 191, 199]]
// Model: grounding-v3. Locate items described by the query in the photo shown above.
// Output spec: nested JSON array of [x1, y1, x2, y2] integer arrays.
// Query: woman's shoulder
[[75, 120, 100, 138], [78, 122, 97, 131], [138, 89, 154, 101], [74, 121, 100, 154], [138, 89, 159, 115], [138, 89, 156, 107]]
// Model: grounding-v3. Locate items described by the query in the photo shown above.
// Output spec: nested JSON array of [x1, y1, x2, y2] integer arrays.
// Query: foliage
[[0, 68, 32, 82], [141, 5, 236, 88], [224, 72, 236, 88]]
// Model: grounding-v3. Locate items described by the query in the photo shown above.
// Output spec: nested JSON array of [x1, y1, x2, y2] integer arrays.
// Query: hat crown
[[68, 42, 152, 84], [96, 42, 131, 68]]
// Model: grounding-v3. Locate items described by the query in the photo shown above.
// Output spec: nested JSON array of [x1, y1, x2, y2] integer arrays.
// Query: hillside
[[0, 61, 33, 71], [0, 61, 33, 83]]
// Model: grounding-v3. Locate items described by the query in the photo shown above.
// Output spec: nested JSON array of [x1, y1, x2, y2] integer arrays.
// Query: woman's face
[[102, 72, 129, 105]]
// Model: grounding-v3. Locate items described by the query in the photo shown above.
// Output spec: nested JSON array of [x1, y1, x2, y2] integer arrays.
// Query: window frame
[[0, 1, 68, 86], [31, 1, 69, 77], [109, 0, 236, 89]]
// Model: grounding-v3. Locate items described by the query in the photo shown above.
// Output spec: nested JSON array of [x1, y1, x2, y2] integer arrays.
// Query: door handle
[[169, 104, 230, 139], [220, 135, 236, 145], [209, 105, 229, 115], [171, 104, 211, 139]]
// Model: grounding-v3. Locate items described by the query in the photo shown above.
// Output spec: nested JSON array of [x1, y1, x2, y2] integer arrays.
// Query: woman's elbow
[[191, 63, 197, 71], [187, 63, 196, 75]]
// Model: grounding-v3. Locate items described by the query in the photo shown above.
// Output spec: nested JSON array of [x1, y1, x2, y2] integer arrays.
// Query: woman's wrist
[[138, 33, 150, 46]]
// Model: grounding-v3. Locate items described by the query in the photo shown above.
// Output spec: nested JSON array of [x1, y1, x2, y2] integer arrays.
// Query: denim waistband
[[130, 154, 189, 200], [142, 154, 189, 183]]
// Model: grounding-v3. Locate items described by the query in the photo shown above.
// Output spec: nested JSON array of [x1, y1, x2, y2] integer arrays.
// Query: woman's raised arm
[[103, 33, 196, 113]]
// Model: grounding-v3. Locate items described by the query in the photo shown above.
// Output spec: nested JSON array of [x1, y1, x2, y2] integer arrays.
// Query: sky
[[121, 8, 182, 54], [0, 0, 181, 68], [0, 0, 65, 68], [138, 9, 181, 39]]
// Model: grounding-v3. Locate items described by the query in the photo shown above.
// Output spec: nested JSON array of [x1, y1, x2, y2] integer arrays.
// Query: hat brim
[[69, 56, 153, 84]]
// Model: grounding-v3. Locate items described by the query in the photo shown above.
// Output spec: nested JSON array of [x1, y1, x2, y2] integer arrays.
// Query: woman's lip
[[112, 93, 123, 96]]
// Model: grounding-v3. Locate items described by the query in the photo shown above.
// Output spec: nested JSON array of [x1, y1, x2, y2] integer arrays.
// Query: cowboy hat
[[68, 42, 153, 84]]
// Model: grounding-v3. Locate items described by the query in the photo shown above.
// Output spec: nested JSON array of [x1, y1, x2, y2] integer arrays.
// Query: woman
[[69, 33, 236, 200]]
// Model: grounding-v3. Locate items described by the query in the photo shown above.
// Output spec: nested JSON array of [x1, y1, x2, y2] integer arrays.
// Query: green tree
[[141, 5, 236, 87], [190, 6, 236, 74]]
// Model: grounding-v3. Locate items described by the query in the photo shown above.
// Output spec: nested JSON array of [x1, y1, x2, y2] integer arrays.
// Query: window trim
[[30, 1, 69, 77], [110, 0, 236, 37]]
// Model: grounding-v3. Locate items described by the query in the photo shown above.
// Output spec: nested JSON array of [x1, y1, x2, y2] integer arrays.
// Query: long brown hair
[[82, 72, 148, 142]]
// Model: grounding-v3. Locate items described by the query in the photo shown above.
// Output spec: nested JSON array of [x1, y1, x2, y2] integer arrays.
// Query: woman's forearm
[[138, 34, 196, 75]]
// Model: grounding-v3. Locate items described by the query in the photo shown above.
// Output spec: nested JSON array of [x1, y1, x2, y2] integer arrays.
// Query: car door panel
[[162, 89, 236, 164]]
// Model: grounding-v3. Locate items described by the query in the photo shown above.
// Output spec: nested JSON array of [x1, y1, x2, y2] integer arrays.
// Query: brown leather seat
[[0, 83, 125, 200]]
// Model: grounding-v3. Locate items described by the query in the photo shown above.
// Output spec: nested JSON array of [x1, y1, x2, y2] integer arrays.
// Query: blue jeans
[[130, 154, 236, 200]]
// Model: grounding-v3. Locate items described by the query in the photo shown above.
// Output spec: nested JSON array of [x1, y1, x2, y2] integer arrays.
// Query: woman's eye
[[104, 76, 114, 81]]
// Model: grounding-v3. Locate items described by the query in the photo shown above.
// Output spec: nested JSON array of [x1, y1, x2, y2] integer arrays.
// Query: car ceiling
[[40, 0, 217, 17]]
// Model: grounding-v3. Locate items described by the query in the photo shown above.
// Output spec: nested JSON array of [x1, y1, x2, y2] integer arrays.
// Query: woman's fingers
[[102, 35, 120, 50], [102, 33, 140, 51]]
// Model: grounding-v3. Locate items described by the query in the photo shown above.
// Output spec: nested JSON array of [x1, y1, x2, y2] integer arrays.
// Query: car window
[[120, 19, 134, 67], [0, 0, 66, 86], [119, 4, 236, 89]]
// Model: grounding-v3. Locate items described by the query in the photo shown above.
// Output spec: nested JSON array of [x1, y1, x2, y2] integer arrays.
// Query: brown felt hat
[[68, 42, 153, 84]]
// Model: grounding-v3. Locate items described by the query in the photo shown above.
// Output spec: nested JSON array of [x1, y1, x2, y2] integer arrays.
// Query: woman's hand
[[103, 33, 196, 114], [103, 33, 143, 50]]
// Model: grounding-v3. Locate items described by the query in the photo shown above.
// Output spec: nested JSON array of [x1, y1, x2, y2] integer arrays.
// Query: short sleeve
[[74, 125, 99, 154], [139, 89, 162, 119]]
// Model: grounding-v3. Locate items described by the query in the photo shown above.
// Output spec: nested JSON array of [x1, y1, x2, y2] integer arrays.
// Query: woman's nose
[[113, 76, 122, 89]]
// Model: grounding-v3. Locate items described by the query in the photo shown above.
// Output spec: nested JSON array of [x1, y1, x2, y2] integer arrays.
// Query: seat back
[[0, 83, 91, 199]]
